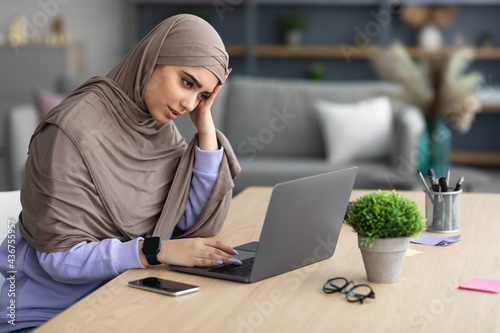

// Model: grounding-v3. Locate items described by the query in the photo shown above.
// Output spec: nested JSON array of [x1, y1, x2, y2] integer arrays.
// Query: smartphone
[[128, 277, 200, 296]]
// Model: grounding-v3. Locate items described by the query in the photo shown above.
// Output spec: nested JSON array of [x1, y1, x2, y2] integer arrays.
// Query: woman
[[0, 14, 241, 332]]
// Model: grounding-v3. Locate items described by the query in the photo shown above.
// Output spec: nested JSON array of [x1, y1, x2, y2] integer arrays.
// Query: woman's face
[[144, 65, 219, 123]]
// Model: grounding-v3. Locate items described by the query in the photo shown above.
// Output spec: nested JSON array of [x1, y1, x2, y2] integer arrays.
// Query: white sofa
[[7, 75, 425, 193]]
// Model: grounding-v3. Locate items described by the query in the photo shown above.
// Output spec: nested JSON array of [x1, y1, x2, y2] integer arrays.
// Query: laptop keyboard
[[208, 257, 255, 277]]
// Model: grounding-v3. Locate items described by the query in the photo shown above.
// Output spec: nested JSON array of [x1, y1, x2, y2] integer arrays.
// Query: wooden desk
[[34, 188, 500, 332]]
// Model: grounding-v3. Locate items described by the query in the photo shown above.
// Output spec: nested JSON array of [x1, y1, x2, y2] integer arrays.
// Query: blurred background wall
[[0, 0, 499, 191], [0, 0, 134, 77]]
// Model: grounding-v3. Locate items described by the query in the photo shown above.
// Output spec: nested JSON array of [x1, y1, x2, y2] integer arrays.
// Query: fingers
[[195, 238, 242, 267], [196, 257, 241, 267], [194, 253, 242, 267], [203, 238, 238, 256], [222, 68, 232, 86], [204, 68, 232, 105], [160, 238, 242, 267]]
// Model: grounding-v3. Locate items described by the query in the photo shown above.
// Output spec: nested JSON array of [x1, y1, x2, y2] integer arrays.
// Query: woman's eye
[[183, 79, 193, 88], [199, 94, 208, 101]]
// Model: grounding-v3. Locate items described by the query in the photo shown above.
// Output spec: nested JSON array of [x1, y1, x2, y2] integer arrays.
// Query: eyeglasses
[[322, 277, 375, 304]]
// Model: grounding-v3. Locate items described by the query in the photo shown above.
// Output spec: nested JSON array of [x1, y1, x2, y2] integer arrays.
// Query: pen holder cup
[[425, 189, 462, 233]]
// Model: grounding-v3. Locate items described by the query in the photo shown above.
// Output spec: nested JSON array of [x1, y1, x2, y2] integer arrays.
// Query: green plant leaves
[[345, 190, 426, 247]]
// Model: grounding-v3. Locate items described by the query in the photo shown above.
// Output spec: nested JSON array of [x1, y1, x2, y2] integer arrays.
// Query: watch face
[[143, 237, 161, 254]]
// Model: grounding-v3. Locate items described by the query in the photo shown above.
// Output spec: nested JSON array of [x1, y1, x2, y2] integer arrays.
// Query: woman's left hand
[[190, 68, 231, 151]]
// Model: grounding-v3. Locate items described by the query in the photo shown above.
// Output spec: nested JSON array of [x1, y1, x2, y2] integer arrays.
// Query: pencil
[[417, 170, 434, 205]]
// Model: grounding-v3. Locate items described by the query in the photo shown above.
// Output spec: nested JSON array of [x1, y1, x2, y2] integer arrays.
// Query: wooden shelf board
[[406, 46, 500, 60], [225, 44, 246, 57], [256, 45, 371, 58], [481, 103, 500, 114], [451, 151, 500, 166], [226, 44, 500, 60]]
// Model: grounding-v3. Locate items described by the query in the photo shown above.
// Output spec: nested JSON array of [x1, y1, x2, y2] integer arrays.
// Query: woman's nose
[[181, 94, 198, 113]]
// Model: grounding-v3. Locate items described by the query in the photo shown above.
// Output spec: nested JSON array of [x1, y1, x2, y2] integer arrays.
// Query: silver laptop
[[169, 167, 357, 283]]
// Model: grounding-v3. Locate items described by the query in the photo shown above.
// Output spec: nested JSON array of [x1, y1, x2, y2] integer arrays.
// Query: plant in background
[[308, 62, 326, 81], [370, 42, 484, 133], [279, 12, 310, 33], [278, 12, 310, 46], [370, 42, 484, 177], [345, 190, 426, 247], [479, 31, 493, 47]]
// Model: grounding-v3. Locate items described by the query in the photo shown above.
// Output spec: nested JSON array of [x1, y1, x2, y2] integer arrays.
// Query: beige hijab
[[19, 14, 240, 253]]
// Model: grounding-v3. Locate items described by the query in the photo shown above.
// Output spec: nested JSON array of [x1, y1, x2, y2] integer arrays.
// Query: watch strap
[[142, 237, 161, 266]]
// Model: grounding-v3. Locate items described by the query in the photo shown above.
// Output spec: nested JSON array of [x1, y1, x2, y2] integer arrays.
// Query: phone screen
[[128, 277, 200, 296]]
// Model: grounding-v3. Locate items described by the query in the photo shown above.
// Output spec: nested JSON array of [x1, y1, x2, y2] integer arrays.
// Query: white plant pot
[[418, 24, 443, 50], [286, 30, 303, 46], [358, 235, 410, 283]]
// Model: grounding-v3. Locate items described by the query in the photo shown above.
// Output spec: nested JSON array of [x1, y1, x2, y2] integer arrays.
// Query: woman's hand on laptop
[[144, 238, 242, 267]]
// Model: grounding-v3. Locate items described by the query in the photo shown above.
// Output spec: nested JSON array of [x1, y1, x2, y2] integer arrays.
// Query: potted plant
[[345, 190, 426, 283], [479, 31, 493, 48], [278, 12, 309, 46], [308, 62, 326, 81]]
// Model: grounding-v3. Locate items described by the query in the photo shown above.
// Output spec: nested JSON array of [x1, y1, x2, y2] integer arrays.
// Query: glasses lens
[[323, 278, 347, 294], [346, 285, 374, 303]]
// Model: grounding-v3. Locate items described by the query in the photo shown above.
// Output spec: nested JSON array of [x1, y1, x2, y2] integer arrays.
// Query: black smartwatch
[[142, 237, 161, 265]]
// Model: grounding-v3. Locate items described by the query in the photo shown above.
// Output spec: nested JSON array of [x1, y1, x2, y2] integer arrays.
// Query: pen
[[445, 168, 451, 187], [427, 169, 436, 187], [439, 177, 449, 192], [432, 179, 440, 192], [427, 169, 440, 192], [454, 176, 465, 191]]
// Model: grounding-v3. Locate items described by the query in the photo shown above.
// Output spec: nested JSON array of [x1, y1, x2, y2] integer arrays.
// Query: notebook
[[169, 166, 357, 283]]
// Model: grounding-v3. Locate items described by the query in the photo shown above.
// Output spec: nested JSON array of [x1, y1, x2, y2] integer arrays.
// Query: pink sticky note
[[459, 279, 500, 294]]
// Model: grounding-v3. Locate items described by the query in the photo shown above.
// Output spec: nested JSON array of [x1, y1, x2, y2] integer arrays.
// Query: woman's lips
[[167, 106, 180, 119]]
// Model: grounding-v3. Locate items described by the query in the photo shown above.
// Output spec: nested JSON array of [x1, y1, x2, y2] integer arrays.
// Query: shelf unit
[[132, 0, 500, 166], [451, 151, 500, 166], [227, 44, 500, 114]]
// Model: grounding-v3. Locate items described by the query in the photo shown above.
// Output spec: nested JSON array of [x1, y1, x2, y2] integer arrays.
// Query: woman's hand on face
[[190, 68, 231, 151], [157, 238, 241, 267]]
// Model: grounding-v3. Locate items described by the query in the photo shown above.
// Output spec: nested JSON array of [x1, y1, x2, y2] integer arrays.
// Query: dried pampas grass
[[370, 43, 484, 133]]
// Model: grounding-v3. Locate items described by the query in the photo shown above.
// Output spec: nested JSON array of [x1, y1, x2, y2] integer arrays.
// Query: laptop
[[169, 166, 357, 283]]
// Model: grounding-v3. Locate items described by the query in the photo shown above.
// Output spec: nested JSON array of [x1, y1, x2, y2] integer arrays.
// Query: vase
[[418, 119, 452, 179], [417, 23, 443, 50], [358, 235, 410, 283]]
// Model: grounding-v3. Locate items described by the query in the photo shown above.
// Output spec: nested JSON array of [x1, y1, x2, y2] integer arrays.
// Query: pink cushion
[[35, 88, 65, 119]]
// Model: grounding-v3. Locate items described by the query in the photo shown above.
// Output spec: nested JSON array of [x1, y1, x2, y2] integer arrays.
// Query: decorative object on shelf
[[478, 31, 493, 48], [46, 17, 69, 45], [399, 6, 458, 50], [8, 14, 29, 46], [418, 23, 443, 50], [345, 190, 426, 283], [370, 43, 484, 177], [308, 62, 325, 81], [278, 12, 309, 46]]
